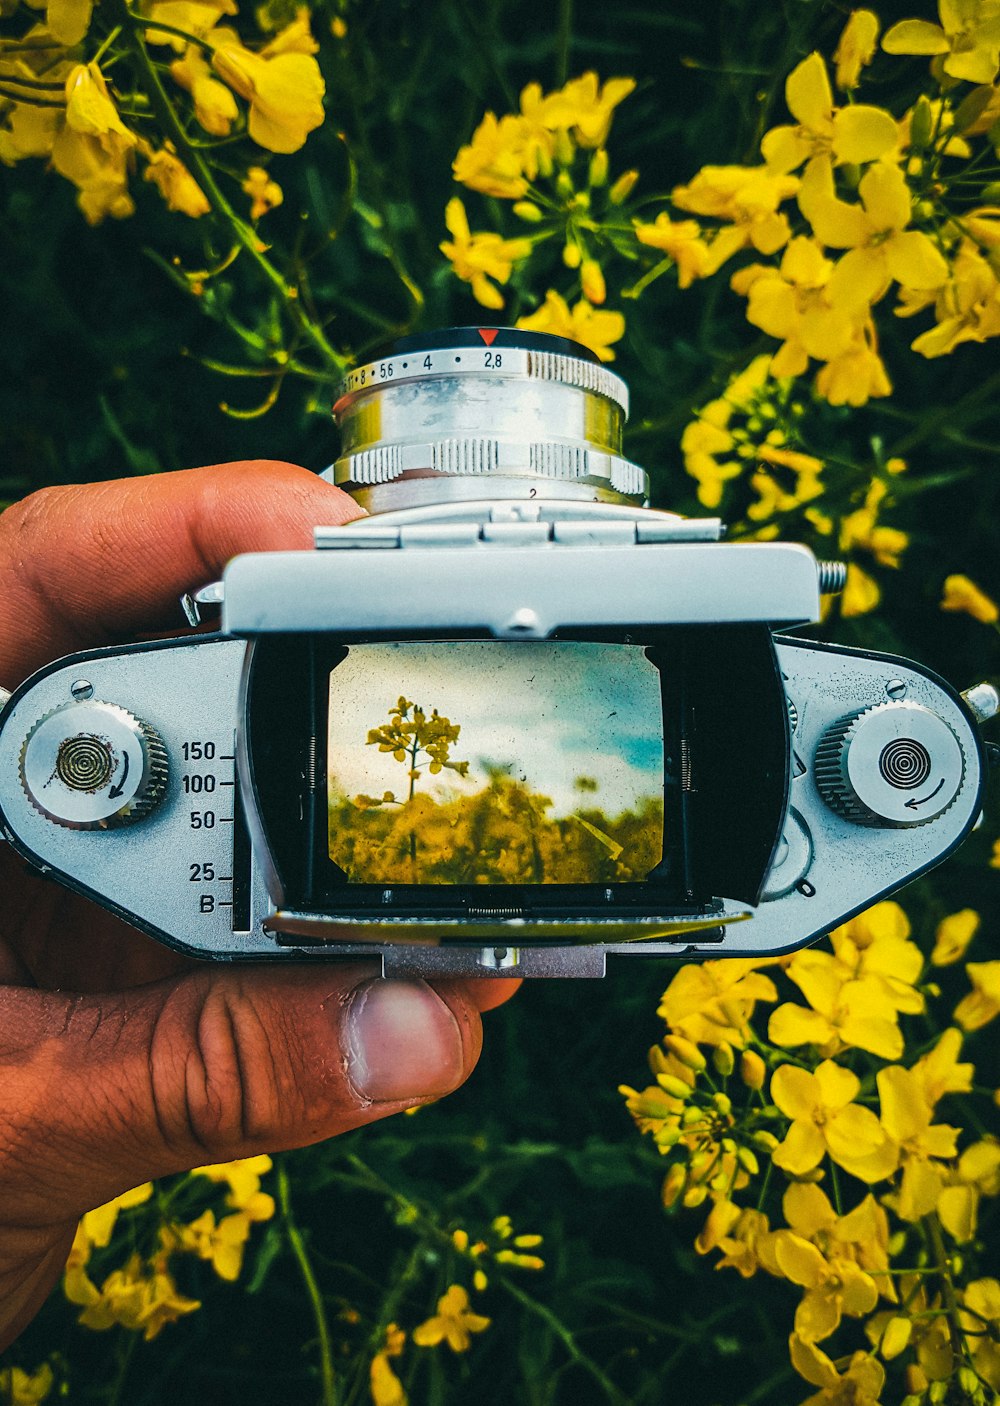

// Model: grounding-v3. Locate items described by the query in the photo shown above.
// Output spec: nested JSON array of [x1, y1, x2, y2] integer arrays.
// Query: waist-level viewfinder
[[0, 327, 992, 978]]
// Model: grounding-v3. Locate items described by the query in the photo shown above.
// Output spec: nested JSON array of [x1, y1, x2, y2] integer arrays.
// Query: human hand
[[0, 461, 517, 1350]]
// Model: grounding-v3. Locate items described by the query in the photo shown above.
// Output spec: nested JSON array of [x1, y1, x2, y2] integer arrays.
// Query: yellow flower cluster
[[678, 354, 912, 615], [0, 1, 319, 224], [365, 1211, 544, 1405], [628, 11, 1000, 405], [62, 1156, 275, 1338], [0, 1362, 55, 1406], [443, 73, 636, 357], [624, 896, 1000, 1406]]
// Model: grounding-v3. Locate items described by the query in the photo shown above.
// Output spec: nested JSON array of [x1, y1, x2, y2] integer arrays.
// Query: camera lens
[[331, 326, 647, 512]]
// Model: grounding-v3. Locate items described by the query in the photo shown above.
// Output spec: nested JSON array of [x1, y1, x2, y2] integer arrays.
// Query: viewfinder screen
[[327, 642, 664, 885]]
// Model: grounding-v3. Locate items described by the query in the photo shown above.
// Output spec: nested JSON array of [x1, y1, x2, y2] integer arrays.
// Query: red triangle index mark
[[478, 328, 499, 346]]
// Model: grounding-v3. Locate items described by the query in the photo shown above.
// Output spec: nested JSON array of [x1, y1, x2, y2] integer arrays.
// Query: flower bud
[[562, 241, 582, 269], [720, 1136, 736, 1154], [682, 1104, 705, 1126], [656, 1124, 683, 1148], [513, 200, 544, 223], [713, 1093, 733, 1117], [588, 147, 609, 186], [473, 1269, 488, 1291], [910, 97, 934, 151], [665, 1035, 707, 1072], [452, 1229, 469, 1252], [657, 1073, 693, 1101], [712, 1044, 735, 1076], [709, 1170, 731, 1193], [984, 181, 1000, 201], [740, 1051, 766, 1090], [609, 169, 639, 204], [662, 1163, 687, 1208], [880, 1316, 912, 1360], [736, 1146, 759, 1176], [581, 258, 607, 304], [682, 1184, 708, 1208], [751, 1131, 779, 1152]]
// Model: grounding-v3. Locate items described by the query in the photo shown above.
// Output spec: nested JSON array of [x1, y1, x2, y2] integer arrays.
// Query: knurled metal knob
[[19, 700, 168, 830], [814, 700, 965, 828]]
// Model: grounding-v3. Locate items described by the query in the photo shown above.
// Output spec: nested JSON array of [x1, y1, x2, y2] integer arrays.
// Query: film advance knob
[[814, 700, 965, 828], [19, 700, 169, 830]]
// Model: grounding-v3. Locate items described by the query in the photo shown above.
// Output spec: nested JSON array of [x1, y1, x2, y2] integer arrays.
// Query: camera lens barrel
[[332, 326, 649, 513]]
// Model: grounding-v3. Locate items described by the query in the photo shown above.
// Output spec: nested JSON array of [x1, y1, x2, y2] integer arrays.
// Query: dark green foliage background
[[2, 1, 999, 1402]]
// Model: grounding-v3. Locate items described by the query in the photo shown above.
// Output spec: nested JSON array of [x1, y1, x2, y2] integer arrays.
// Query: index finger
[[0, 461, 363, 685]]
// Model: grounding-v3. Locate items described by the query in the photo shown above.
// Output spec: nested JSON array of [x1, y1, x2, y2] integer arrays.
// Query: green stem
[[923, 1212, 971, 1371], [887, 369, 1000, 458], [500, 1276, 629, 1405], [126, 13, 215, 50], [278, 1160, 338, 1406], [112, 0, 346, 375], [555, 0, 573, 85]]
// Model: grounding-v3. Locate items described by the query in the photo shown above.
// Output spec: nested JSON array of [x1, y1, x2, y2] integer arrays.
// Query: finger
[[0, 966, 482, 1230], [464, 978, 522, 1013], [0, 462, 364, 684]]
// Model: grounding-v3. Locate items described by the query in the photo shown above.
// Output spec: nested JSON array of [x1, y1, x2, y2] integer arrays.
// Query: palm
[[0, 844, 190, 992]]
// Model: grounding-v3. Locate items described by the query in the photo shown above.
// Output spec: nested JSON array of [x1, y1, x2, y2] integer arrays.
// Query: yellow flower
[[64, 63, 136, 151], [192, 1155, 274, 1216], [170, 43, 239, 136], [51, 128, 135, 225], [452, 111, 534, 198], [932, 909, 980, 965], [940, 572, 999, 622], [732, 238, 861, 378], [814, 326, 892, 408], [143, 0, 237, 50], [839, 478, 908, 569], [370, 1324, 407, 1406], [0, 1363, 54, 1406], [877, 1063, 960, 1220], [834, 11, 881, 89], [41, 0, 92, 43], [144, 146, 210, 217], [169, 1209, 253, 1281], [672, 165, 799, 264], [211, 25, 325, 154], [961, 1280, 1000, 1390], [790, 1336, 885, 1405], [955, 960, 1000, 1029], [516, 289, 625, 361], [0, 96, 62, 165], [541, 72, 636, 148], [768, 954, 909, 1060], [634, 213, 712, 288], [440, 197, 531, 309], [773, 1233, 878, 1342], [80, 1183, 154, 1249], [840, 562, 881, 616], [770, 1059, 897, 1183], [65, 1253, 200, 1339], [657, 959, 778, 1048], [907, 242, 1000, 358], [883, 1, 1000, 85], [832, 901, 916, 979], [912, 1027, 974, 1105], [242, 164, 283, 219], [800, 158, 949, 306], [761, 52, 897, 174], [412, 1285, 490, 1352]]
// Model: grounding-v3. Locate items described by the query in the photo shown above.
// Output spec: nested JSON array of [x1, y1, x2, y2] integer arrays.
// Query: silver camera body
[[0, 328, 992, 978]]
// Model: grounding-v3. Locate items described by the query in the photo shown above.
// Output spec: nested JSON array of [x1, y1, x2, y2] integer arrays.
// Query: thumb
[[0, 965, 481, 1227]]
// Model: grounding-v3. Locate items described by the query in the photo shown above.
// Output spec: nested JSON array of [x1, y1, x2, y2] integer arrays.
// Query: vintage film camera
[[0, 326, 995, 979]]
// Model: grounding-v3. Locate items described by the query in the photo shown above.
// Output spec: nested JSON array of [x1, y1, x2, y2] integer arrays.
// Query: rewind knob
[[19, 700, 168, 830], [814, 701, 964, 828]]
